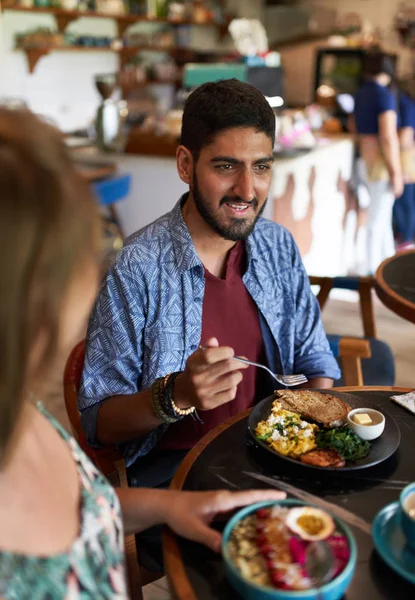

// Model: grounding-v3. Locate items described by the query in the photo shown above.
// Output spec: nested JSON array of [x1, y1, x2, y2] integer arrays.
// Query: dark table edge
[[162, 386, 411, 600], [375, 250, 415, 323]]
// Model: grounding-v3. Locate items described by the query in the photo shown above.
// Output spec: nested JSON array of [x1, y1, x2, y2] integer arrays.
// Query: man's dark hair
[[363, 52, 396, 80], [180, 79, 276, 160]]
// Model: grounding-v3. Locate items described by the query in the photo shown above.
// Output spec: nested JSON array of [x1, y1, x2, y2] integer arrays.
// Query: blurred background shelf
[[18, 44, 114, 72], [17, 42, 233, 73], [2, 4, 226, 37]]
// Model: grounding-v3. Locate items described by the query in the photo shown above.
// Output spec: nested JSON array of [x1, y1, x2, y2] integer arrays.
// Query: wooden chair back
[[309, 275, 376, 338], [309, 276, 375, 386], [63, 340, 143, 600]]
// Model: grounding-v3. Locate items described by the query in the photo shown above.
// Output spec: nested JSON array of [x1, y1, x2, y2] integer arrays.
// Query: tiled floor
[[43, 294, 415, 430]]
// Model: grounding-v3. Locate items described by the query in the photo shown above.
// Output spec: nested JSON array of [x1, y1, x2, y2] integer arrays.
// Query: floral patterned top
[[0, 406, 128, 600]]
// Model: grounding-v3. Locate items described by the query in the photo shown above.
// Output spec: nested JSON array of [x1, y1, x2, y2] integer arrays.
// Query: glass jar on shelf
[[156, 0, 168, 18], [168, 2, 186, 21], [96, 0, 125, 14], [192, 0, 209, 23], [58, 0, 79, 9], [126, 0, 146, 15]]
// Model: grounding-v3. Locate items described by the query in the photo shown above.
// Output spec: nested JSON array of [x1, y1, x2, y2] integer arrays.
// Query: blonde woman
[[0, 109, 285, 599]]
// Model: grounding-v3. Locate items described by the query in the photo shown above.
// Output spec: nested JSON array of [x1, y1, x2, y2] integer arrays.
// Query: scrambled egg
[[255, 401, 318, 458]]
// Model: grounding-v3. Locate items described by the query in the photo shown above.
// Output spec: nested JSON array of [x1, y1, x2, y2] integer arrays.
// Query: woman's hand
[[162, 489, 287, 552]]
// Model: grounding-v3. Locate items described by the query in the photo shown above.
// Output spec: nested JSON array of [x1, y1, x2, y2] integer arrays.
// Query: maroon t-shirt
[[159, 241, 264, 450]]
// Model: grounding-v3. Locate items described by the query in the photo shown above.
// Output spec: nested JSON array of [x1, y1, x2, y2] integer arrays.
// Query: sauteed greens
[[316, 426, 371, 461]]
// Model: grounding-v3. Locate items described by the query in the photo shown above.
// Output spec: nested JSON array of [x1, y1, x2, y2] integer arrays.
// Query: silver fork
[[233, 356, 307, 387]]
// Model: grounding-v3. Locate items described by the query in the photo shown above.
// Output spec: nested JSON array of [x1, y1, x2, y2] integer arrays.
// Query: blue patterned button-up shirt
[[79, 198, 340, 467]]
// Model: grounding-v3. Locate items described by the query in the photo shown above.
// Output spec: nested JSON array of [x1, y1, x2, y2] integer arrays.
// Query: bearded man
[[80, 78, 339, 488]]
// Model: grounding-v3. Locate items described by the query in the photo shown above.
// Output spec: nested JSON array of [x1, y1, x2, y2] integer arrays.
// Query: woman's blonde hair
[[0, 109, 100, 460]]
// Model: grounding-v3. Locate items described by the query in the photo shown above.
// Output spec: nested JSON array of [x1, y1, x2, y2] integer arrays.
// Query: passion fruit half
[[286, 506, 335, 541]]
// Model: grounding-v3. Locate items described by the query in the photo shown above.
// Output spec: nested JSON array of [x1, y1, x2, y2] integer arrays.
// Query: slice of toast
[[274, 390, 351, 428]]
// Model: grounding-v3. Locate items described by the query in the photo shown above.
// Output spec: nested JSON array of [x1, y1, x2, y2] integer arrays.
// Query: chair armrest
[[338, 337, 371, 359], [330, 336, 371, 387]]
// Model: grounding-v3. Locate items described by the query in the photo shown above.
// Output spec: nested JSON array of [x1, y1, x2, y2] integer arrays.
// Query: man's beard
[[191, 173, 267, 241]]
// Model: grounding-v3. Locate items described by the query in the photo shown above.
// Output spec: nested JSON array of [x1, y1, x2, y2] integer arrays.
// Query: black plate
[[248, 390, 401, 472]]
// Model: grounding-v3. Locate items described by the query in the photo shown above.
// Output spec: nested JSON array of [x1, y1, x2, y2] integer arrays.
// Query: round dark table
[[375, 250, 415, 323], [163, 387, 415, 600]]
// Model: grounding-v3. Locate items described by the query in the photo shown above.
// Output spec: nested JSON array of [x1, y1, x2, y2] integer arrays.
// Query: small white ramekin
[[347, 408, 385, 441]]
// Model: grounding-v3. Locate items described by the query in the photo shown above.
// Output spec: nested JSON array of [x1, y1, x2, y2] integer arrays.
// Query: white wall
[[0, 11, 120, 131], [299, 0, 413, 77], [106, 153, 186, 236], [0, 0, 263, 132]]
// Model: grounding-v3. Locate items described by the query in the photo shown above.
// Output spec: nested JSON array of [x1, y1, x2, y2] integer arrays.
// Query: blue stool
[[92, 173, 131, 238]]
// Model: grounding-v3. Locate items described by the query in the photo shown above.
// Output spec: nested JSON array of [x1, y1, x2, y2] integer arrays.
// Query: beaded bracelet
[[169, 375, 196, 418], [166, 372, 205, 423], [152, 372, 204, 424], [172, 398, 197, 416], [151, 377, 180, 424]]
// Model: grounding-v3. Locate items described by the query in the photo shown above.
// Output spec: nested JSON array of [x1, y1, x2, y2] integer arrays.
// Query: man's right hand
[[173, 337, 248, 411]]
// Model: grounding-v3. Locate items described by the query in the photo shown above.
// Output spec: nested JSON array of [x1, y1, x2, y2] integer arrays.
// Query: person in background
[[0, 108, 286, 599], [393, 91, 415, 250], [354, 51, 404, 274]]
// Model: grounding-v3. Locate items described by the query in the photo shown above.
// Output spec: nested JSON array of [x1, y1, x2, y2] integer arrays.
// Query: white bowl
[[347, 408, 385, 440]]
